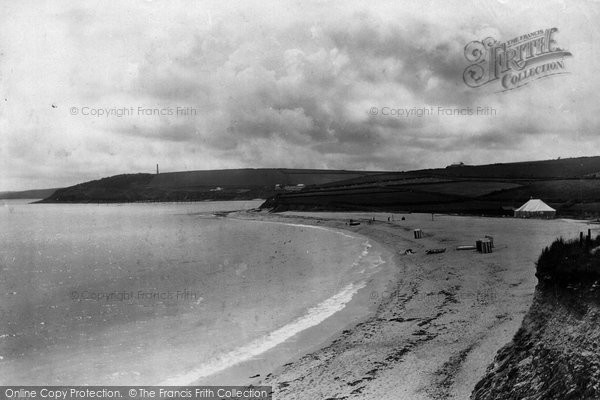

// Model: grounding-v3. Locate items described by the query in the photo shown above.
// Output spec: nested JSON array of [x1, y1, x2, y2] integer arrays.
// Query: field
[[482, 179, 600, 202], [32, 156, 600, 217], [406, 181, 523, 197], [265, 157, 600, 217]]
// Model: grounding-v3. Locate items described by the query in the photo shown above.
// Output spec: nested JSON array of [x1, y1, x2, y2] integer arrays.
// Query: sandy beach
[[0, 202, 592, 394], [228, 210, 591, 399]]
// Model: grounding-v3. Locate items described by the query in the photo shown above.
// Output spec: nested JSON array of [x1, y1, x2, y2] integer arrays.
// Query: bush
[[536, 235, 600, 283]]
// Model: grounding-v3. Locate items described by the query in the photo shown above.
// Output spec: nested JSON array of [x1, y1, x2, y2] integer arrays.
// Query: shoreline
[[219, 210, 589, 399], [3, 202, 589, 393], [191, 212, 398, 387]]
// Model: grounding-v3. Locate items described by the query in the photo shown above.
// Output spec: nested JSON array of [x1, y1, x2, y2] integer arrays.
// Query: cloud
[[1, 0, 600, 190]]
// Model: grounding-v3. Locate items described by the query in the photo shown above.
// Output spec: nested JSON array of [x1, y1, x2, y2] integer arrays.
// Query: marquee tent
[[514, 199, 556, 219]]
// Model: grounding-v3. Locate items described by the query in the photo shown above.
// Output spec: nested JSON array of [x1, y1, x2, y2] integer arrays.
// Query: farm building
[[514, 199, 556, 219]]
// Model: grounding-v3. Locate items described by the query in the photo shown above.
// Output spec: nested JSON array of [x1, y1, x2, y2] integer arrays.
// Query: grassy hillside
[[314, 156, 600, 189], [38, 169, 385, 203], [35, 157, 600, 214], [39, 174, 156, 203], [147, 168, 380, 188], [263, 157, 600, 217], [424, 156, 600, 179]]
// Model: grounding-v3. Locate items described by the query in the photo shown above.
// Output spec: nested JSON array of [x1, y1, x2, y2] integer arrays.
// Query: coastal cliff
[[471, 236, 600, 399]]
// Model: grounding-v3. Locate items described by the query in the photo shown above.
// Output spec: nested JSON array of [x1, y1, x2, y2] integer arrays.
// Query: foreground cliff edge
[[472, 234, 600, 399]]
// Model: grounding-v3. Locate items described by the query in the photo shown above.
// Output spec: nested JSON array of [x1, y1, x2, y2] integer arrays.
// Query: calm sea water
[[0, 200, 384, 385]]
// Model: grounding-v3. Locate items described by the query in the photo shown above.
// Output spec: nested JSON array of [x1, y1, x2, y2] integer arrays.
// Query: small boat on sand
[[426, 248, 446, 255]]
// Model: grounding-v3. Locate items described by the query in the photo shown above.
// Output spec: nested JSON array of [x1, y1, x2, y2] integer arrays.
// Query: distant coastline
[[31, 168, 383, 204], [10, 156, 600, 219], [0, 188, 60, 200]]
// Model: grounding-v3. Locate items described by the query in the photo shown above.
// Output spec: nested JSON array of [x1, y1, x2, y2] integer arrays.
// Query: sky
[[1, 0, 599, 190]]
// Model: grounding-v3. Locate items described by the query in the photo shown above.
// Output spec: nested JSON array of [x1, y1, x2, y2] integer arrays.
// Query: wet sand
[[230, 211, 591, 399]]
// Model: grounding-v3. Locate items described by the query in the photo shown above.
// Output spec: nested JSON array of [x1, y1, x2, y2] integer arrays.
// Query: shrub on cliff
[[536, 235, 600, 283]]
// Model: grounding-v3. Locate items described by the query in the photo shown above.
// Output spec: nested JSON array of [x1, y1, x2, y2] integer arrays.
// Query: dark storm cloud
[[125, 13, 475, 157], [326, 16, 472, 98]]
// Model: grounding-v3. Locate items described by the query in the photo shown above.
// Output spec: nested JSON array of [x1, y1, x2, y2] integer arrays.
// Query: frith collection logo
[[463, 28, 572, 91]]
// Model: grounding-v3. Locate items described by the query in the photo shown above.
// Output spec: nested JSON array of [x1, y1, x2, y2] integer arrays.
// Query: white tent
[[514, 199, 556, 219]]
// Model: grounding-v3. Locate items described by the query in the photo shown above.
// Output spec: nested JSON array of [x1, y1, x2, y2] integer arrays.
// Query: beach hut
[[476, 239, 493, 253], [514, 199, 556, 219]]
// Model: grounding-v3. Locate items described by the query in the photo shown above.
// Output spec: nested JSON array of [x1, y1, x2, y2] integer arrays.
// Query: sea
[[0, 200, 386, 385]]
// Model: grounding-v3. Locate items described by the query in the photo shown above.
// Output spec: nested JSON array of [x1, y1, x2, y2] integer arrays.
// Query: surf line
[[234, 218, 358, 239], [160, 281, 367, 386], [243, 219, 386, 272], [238, 218, 387, 275]]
